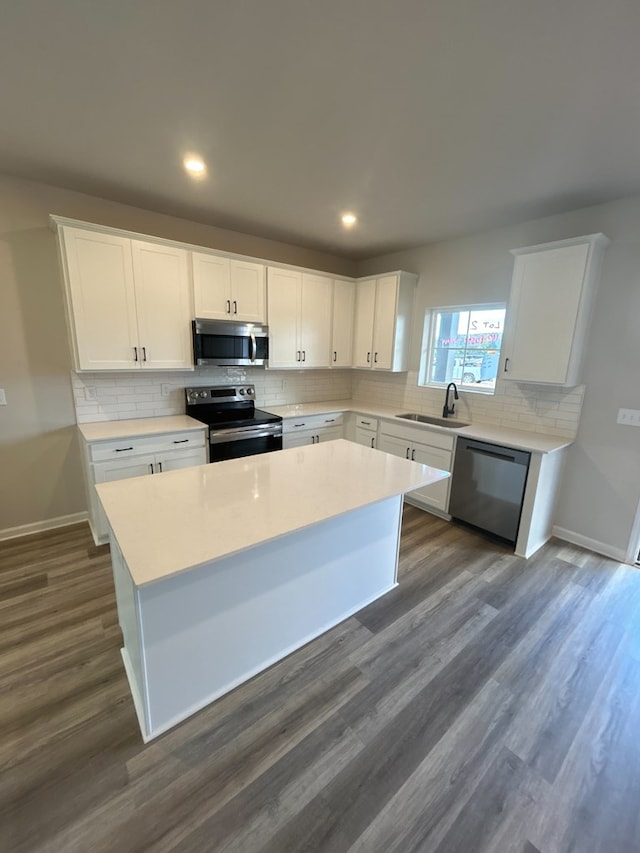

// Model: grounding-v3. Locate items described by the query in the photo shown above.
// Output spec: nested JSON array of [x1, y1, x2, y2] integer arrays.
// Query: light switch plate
[[0, 388, 6, 405], [161, 383, 171, 397], [617, 408, 640, 427]]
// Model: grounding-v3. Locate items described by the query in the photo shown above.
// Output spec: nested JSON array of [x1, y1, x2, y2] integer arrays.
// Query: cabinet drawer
[[88, 430, 206, 462], [354, 414, 378, 431], [283, 412, 344, 433], [380, 420, 454, 451]]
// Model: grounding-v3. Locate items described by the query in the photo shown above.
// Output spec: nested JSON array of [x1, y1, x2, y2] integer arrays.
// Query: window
[[419, 303, 506, 392]]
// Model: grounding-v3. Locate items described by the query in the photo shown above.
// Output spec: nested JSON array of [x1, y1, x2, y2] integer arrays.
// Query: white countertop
[[78, 415, 206, 443], [95, 439, 449, 587], [265, 399, 572, 454]]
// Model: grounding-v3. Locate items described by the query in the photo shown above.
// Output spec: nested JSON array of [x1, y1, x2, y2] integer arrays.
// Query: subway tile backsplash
[[71, 368, 353, 423], [72, 368, 583, 438]]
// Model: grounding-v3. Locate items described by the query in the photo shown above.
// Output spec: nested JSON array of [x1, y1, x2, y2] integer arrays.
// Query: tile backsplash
[[72, 367, 584, 438], [71, 368, 352, 423], [351, 371, 584, 438]]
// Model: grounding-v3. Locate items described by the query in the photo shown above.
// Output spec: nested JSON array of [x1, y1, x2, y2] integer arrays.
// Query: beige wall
[[357, 198, 640, 560], [0, 174, 356, 534]]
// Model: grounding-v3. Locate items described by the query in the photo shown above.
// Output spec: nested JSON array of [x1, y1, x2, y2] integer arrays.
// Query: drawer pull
[[173, 439, 189, 444], [360, 420, 371, 426], [114, 447, 133, 452], [325, 418, 336, 423], [293, 423, 306, 428]]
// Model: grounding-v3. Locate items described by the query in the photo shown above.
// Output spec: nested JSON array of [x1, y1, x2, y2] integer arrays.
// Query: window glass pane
[[421, 304, 506, 393]]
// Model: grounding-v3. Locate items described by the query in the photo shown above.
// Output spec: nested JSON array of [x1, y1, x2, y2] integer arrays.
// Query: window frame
[[418, 301, 506, 394]]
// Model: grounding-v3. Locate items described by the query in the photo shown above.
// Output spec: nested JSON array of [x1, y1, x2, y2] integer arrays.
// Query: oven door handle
[[209, 425, 282, 444], [250, 331, 257, 363]]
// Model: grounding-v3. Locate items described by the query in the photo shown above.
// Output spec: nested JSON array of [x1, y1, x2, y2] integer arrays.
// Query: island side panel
[[110, 536, 150, 739], [136, 495, 403, 740]]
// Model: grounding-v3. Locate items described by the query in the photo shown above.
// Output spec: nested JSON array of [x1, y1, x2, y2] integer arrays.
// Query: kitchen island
[[96, 439, 449, 741]]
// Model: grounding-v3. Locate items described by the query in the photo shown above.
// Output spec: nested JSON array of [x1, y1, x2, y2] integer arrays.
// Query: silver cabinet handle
[[250, 332, 257, 363], [115, 447, 134, 453], [226, 299, 231, 314], [133, 346, 138, 362], [233, 300, 238, 315]]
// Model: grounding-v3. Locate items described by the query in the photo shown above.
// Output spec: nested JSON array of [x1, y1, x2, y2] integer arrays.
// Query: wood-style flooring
[[2, 507, 640, 852]]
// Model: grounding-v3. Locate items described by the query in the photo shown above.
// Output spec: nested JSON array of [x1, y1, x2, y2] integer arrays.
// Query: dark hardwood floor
[[2, 507, 640, 852]]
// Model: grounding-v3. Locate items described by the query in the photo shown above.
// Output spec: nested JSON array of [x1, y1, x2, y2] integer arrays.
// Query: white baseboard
[[552, 526, 627, 564], [0, 511, 88, 542]]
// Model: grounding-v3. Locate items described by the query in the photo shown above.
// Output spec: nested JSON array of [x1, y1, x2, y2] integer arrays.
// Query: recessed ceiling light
[[341, 212, 357, 228], [183, 156, 207, 177]]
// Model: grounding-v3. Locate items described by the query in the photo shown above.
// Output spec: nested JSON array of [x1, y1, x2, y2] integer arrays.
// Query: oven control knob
[[246, 387, 253, 395], [239, 388, 245, 396], [199, 391, 208, 399]]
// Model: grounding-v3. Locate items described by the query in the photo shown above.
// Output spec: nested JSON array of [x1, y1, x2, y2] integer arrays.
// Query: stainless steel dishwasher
[[448, 438, 530, 544]]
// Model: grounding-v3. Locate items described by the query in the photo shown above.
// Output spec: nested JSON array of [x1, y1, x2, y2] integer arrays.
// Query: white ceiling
[[2, 1, 639, 259]]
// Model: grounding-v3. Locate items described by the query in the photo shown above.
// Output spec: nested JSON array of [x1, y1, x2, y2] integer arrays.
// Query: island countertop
[[95, 439, 449, 588]]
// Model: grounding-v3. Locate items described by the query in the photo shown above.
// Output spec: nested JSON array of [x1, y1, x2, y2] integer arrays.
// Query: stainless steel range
[[185, 385, 283, 462]]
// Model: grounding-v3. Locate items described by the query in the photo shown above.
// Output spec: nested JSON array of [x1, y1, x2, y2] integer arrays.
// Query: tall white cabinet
[[502, 233, 609, 386], [352, 272, 416, 371], [267, 268, 332, 368], [331, 279, 355, 367], [54, 220, 193, 371]]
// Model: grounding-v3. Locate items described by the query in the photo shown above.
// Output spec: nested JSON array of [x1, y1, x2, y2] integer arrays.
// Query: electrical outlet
[[0, 388, 6, 405], [161, 383, 171, 397], [617, 408, 640, 427], [85, 386, 98, 401]]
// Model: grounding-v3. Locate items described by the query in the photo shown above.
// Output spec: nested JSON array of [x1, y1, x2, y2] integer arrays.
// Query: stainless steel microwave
[[192, 319, 269, 367]]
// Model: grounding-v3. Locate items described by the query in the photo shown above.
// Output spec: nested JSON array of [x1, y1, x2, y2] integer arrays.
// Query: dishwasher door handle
[[466, 446, 519, 464]]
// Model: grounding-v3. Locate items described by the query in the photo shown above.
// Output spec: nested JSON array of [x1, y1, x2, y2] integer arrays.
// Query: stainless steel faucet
[[442, 382, 459, 418]]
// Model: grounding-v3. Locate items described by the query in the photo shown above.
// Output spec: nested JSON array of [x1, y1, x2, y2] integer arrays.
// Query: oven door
[[209, 423, 283, 462]]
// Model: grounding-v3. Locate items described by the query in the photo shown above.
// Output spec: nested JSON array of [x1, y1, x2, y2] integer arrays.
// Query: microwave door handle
[[250, 331, 257, 363]]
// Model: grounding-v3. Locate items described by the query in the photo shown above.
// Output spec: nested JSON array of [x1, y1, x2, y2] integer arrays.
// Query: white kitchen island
[[96, 439, 449, 741]]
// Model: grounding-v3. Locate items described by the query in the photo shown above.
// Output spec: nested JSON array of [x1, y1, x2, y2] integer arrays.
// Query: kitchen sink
[[396, 413, 470, 429]]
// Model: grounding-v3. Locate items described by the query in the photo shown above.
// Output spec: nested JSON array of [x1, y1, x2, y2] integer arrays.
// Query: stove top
[[185, 385, 281, 429]]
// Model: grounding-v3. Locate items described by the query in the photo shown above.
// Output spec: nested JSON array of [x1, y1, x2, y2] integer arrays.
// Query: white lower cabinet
[[84, 429, 207, 543], [378, 422, 453, 514], [353, 414, 378, 449], [282, 413, 344, 449]]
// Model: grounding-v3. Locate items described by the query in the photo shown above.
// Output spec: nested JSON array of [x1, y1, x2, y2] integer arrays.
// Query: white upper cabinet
[[502, 234, 609, 386], [331, 279, 355, 368], [131, 241, 192, 369], [60, 227, 139, 370], [267, 268, 332, 368], [352, 272, 416, 371], [55, 221, 193, 371], [192, 253, 266, 323]]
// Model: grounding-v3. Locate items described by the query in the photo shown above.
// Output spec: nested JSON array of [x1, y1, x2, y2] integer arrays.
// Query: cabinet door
[[230, 260, 266, 323], [315, 426, 343, 443], [378, 433, 411, 460], [372, 275, 399, 370], [352, 279, 376, 368], [300, 274, 332, 368], [283, 431, 315, 449], [192, 252, 232, 320], [155, 448, 207, 472], [331, 280, 355, 367], [354, 427, 376, 448], [131, 241, 193, 369], [408, 444, 451, 512], [504, 243, 589, 384], [267, 268, 301, 367], [62, 227, 138, 370], [92, 454, 156, 540]]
